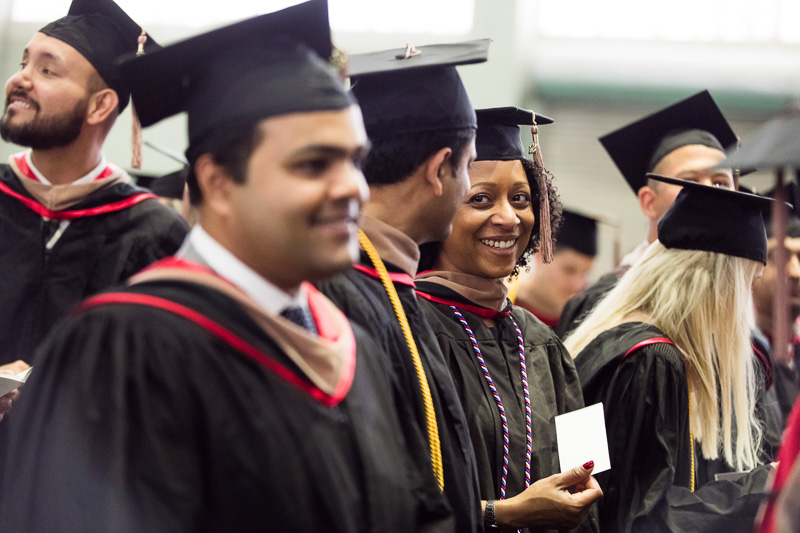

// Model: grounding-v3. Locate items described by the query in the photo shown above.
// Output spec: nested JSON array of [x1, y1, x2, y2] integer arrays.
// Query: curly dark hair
[[418, 158, 562, 280], [513, 158, 562, 278]]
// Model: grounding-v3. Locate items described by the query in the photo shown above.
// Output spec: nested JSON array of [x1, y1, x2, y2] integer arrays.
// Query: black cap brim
[[348, 39, 490, 77], [724, 109, 800, 171], [648, 173, 783, 264]]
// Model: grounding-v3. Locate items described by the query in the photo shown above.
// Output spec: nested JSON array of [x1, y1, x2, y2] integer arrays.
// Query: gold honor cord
[[688, 381, 695, 492], [358, 230, 444, 491]]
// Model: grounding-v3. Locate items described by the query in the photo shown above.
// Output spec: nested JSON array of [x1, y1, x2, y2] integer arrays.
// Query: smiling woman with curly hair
[[416, 107, 601, 533]]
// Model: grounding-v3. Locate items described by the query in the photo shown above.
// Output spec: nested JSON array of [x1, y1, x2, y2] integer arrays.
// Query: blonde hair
[[564, 241, 762, 471]]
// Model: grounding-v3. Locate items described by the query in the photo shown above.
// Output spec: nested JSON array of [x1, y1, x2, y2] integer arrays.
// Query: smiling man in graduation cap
[[0, 0, 188, 369], [0, 1, 419, 531], [317, 41, 489, 533], [558, 90, 740, 338]]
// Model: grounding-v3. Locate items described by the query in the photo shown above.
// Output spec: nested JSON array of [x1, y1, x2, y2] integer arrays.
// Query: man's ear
[[421, 146, 453, 197], [638, 186, 659, 219], [85, 88, 119, 125], [194, 154, 236, 217]]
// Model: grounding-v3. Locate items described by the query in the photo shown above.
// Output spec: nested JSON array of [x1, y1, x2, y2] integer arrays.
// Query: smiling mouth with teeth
[[480, 238, 517, 249], [6, 93, 37, 113]]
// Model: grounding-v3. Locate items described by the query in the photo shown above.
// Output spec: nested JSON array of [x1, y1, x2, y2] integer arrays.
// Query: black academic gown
[[575, 322, 769, 533], [0, 276, 415, 533], [317, 254, 482, 533], [0, 164, 188, 365], [556, 267, 627, 339], [559, 264, 781, 468], [415, 282, 599, 533]]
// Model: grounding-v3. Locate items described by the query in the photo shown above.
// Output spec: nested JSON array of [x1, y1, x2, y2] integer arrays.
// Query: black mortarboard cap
[[724, 107, 800, 172], [556, 210, 598, 257], [348, 40, 490, 137], [132, 168, 187, 200], [649, 174, 775, 264], [118, 0, 352, 152], [39, 0, 158, 113], [475, 106, 554, 161], [601, 91, 738, 194]]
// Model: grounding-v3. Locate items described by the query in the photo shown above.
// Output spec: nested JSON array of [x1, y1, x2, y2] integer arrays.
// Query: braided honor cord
[[359, 230, 444, 490], [451, 307, 532, 498]]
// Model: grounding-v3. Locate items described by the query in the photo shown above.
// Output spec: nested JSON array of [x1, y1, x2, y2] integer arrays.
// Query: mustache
[[5, 90, 39, 112], [313, 199, 361, 225]]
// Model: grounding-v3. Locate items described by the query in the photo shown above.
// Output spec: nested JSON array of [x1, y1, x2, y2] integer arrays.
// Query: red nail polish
[[583, 460, 594, 469]]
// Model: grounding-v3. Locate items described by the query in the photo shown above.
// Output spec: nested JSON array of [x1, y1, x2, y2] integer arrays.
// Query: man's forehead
[[655, 144, 731, 174], [263, 106, 364, 134], [255, 106, 368, 151], [26, 32, 94, 71], [782, 237, 800, 251]]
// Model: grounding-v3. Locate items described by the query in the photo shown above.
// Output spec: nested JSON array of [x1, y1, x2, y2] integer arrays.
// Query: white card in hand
[[0, 367, 32, 397], [555, 402, 611, 474]]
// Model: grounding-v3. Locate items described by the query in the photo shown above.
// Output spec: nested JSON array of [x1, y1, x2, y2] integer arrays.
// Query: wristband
[[484, 499, 500, 531]]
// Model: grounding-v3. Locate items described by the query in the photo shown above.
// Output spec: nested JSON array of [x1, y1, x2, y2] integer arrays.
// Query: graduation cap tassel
[[130, 30, 148, 170], [330, 45, 348, 81], [529, 122, 554, 264]]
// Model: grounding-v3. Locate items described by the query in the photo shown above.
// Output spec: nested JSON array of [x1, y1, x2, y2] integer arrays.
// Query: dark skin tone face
[[434, 159, 534, 280]]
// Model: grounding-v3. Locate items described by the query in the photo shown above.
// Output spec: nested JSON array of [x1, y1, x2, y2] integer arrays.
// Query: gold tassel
[[528, 117, 554, 263], [131, 30, 148, 170], [359, 230, 444, 491], [330, 45, 349, 81]]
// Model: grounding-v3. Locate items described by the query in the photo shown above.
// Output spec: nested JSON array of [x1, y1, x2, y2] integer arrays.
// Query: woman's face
[[433, 159, 535, 279]]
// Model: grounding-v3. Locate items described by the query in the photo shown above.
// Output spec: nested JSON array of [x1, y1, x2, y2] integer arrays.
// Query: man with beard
[[0, 0, 188, 368]]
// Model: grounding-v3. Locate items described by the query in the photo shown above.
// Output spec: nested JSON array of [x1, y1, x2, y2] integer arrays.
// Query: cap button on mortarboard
[[396, 44, 422, 60]]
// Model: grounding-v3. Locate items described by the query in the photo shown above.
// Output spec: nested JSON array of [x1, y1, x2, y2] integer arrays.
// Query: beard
[[0, 95, 87, 150]]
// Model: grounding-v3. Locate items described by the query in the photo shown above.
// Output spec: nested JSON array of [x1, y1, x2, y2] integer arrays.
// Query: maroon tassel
[[529, 118, 553, 263]]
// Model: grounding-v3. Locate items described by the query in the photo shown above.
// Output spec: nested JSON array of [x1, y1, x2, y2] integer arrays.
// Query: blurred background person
[[514, 209, 598, 329]]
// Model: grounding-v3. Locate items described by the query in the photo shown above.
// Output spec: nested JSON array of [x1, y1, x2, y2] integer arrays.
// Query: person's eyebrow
[[289, 144, 364, 158]]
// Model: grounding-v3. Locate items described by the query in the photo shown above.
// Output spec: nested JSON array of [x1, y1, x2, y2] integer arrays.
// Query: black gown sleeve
[[0, 305, 206, 533]]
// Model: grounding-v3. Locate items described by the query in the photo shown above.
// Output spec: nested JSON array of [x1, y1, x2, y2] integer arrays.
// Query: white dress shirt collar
[[25, 149, 108, 186], [181, 224, 306, 316]]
